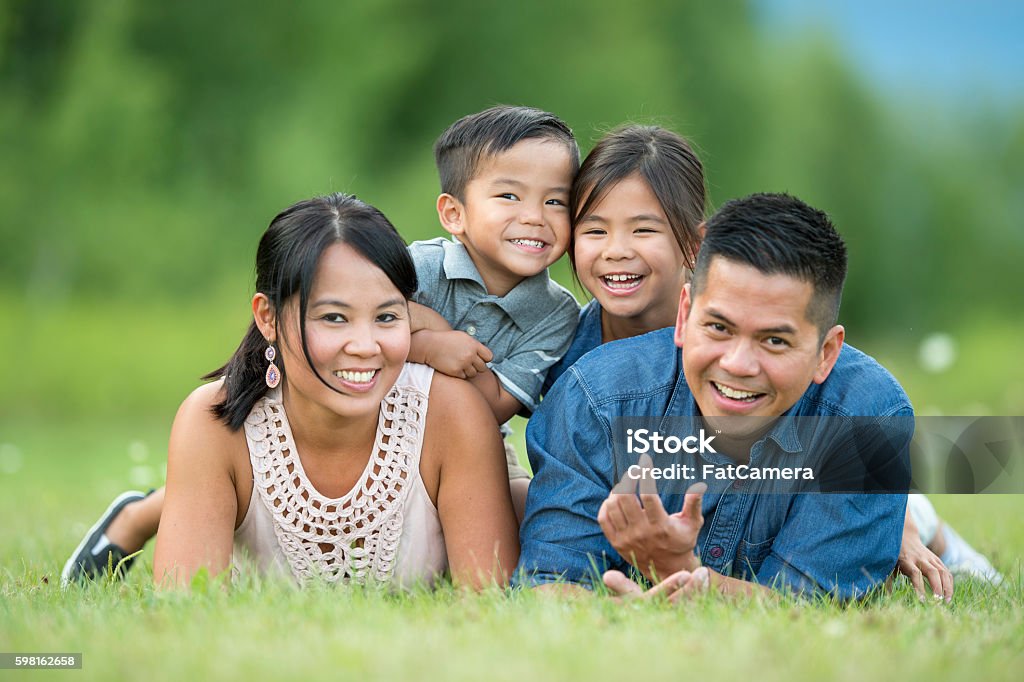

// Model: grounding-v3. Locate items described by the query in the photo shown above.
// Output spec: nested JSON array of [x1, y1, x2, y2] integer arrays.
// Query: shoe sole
[[61, 490, 148, 586]]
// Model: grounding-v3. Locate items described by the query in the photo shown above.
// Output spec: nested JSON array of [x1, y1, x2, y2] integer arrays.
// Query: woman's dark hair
[[569, 125, 706, 273], [205, 193, 417, 430]]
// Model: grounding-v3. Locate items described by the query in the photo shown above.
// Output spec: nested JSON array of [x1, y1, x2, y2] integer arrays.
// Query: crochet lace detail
[[244, 383, 427, 585]]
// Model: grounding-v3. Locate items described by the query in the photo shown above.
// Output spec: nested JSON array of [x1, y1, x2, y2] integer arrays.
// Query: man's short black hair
[[434, 105, 580, 201], [691, 193, 848, 338]]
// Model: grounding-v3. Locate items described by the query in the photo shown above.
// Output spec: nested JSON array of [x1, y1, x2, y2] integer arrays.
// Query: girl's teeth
[[334, 370, 376, 383], [713, 381, 760, 401], [602, 274, 642, 289]]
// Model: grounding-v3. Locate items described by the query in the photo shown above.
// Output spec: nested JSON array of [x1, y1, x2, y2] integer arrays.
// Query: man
[[515, 193, 913, 600]]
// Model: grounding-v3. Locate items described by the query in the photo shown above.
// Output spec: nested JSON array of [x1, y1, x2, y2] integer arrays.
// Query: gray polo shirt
[[409, 237, 579, 414]]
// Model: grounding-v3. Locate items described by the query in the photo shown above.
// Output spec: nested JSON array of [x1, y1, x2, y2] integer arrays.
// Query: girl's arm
[[152, 381, 241, 589], [425, 373, 519, 589]]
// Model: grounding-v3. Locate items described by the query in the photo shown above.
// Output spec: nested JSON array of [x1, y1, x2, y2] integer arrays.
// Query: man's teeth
[[511, 238, 545, 249], [334, 370, 376, 383], [713, 382, 761, 401], [602, 274, 642, 289]]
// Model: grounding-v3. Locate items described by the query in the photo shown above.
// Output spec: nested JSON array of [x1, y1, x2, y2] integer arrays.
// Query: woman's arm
[[152, 381, 241, 589], [424, 374, 519, 589]]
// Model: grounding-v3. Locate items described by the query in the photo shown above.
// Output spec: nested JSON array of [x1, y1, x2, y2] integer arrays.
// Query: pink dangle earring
[[265, 343, 281, 388]]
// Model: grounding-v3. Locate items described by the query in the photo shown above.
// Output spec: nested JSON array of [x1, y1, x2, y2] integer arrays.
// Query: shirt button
[[466, 325, 477, 336], [709, 545, 724, 559], [732, 480, 743, 490]]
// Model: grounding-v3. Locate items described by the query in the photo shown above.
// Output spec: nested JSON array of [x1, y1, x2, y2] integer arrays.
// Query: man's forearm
[[707, 568, 776, 599]]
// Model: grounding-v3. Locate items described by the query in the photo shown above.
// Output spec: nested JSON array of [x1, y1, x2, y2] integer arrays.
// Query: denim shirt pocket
[[733, 537, 776, 581]]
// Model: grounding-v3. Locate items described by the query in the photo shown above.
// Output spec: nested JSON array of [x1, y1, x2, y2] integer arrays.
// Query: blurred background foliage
[[1, 0, 1022, 423]]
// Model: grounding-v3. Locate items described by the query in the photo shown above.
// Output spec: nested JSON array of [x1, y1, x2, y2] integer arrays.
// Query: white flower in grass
[[919, 333, 956, 373], [128, 440, 149, 463]]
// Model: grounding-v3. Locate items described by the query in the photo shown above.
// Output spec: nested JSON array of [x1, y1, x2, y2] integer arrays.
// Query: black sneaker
[[61, 490, 148, 585]]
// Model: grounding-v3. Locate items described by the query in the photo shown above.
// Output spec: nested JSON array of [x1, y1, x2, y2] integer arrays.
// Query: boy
[[63, 105, 580, 584]]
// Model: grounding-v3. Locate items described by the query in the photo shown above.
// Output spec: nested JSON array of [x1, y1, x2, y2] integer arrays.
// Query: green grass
[[2, 419, 1023, 681]]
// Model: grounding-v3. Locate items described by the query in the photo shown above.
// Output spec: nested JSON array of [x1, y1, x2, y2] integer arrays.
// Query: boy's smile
[[438, 138, 573, 297]]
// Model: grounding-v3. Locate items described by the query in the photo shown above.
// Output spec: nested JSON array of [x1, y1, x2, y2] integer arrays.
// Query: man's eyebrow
[[706, 308, 797, 335], [705, 308, 735, 326], [310, 298, 405, 309]]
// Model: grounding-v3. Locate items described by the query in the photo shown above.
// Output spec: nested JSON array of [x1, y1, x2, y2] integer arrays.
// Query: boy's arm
[[409, 301, 452, 334], [468, 372, 524, 425]]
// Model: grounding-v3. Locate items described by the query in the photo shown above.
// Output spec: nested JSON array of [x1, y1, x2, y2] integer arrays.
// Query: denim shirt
[[515, 327, 913, 600], [542, 299, 603, 396]]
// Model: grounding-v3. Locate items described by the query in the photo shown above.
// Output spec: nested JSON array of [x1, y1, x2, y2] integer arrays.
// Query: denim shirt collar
[[439, 237, 555, 329]]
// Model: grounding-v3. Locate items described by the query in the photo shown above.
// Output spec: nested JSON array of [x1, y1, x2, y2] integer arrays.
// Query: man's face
[[675, 257, 843, 433]]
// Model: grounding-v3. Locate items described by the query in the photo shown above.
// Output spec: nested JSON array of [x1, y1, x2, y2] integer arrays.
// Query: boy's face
[[440, 138, 573, 296]]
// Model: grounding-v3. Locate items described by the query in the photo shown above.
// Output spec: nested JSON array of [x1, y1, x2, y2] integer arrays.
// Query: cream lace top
[[233, 363, 447, 587]]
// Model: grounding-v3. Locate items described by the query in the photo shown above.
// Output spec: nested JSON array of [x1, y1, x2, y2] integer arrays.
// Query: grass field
[[1, 418, 1022, 681]]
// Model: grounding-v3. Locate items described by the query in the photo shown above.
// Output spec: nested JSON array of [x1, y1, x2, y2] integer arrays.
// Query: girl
[[122, 193, 515, 588], [546, 124, 998, 599]]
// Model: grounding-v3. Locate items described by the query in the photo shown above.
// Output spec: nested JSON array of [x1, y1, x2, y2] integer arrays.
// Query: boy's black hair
[[691, 193, 847, 339], [434, 105, 579, 200], [204, 193, 417, 430]]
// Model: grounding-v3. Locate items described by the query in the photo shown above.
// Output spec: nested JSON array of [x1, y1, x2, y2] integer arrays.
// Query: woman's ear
[[437, 193, 467, 237], [252, 293, 276, 342]]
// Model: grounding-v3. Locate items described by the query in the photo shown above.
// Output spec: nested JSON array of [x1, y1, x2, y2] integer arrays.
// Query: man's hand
[[597, 454, 706, 581], [898, 506, 953, 602], [411, 329, 494, 379], [602, 567, 711, 603]]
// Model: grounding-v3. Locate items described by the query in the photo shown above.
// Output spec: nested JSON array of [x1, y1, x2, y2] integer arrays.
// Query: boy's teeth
[[511, 238, 545, 249], [713, 381, 761, 401], [602, 274, 642, 289], [334, 370, 376, 383]]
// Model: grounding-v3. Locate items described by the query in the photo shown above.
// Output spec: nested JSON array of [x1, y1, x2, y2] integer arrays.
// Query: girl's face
[[274, 242, 411, 423], [573, 174, 690, 333]]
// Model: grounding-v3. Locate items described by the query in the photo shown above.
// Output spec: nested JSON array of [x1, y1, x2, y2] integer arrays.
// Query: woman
[[152, 193, 518, 589]]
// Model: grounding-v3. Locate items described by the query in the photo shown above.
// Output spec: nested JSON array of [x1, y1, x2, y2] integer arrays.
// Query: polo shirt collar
[[440, 237, 557, 329]]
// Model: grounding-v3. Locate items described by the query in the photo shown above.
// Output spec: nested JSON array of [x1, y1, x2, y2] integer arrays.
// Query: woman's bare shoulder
[[425, 373, 499, 433], [170, 379, 244, 460]]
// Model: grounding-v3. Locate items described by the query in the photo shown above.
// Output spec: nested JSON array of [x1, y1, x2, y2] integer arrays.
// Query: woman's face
[[573, 174, 690, 333], [275, 242, 411, 422]]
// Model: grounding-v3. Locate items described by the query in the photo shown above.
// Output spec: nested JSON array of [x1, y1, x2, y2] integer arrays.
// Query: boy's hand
[[415, 329, 494, 379]]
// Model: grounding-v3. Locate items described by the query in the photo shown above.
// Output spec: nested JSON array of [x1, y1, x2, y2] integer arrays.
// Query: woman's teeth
[[511, 238, 545, 249], [602, 274, 642, 289], [713, 381, 762, 401], [334, 370, 376, 384]]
